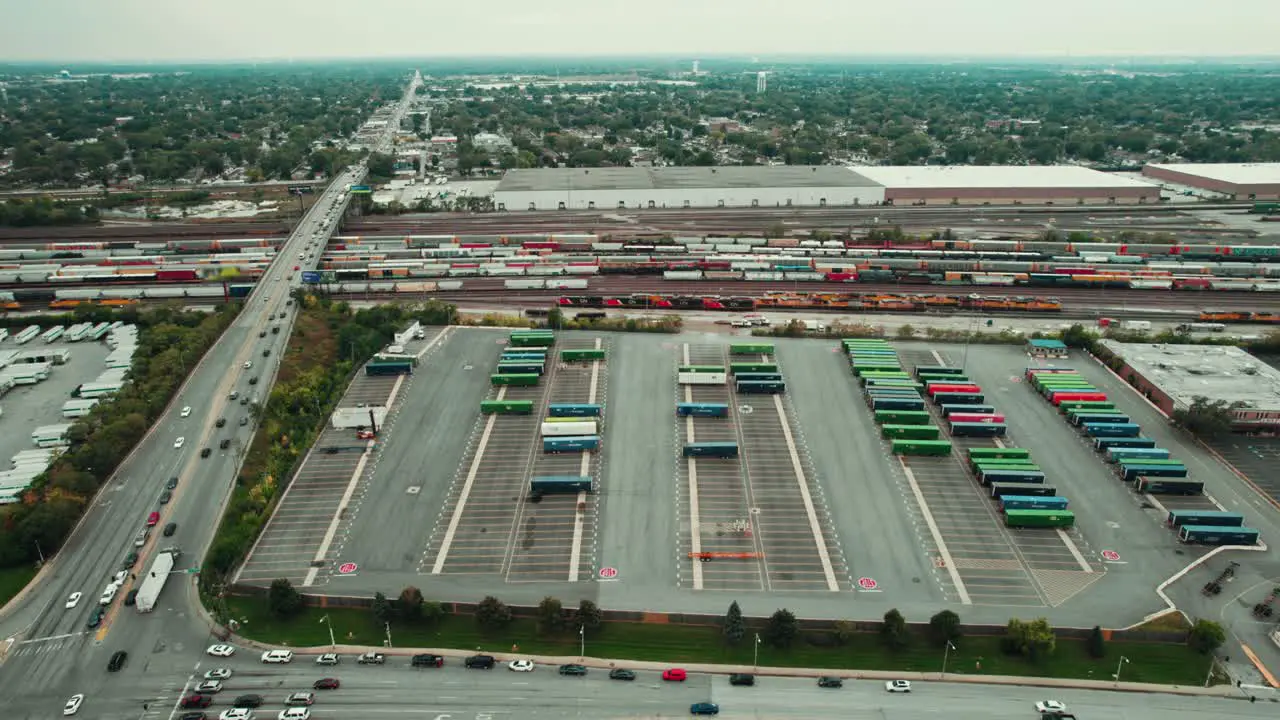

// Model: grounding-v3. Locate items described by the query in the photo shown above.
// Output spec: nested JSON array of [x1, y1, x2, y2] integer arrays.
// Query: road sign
[[349, 185, 372, 194], [287, 184, 314, 194], [1101, 550, 1121, 562], [857, 576, 878, 591], [337, 562, 358, 575], [301, 271, 322, 284], [598, 567, 618, 579]]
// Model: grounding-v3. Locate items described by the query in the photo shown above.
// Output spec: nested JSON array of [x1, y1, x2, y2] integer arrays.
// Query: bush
[[398, 586, 425, 621], [1086, 625, 1106, 659], [476, 595, 513, 631], [1188, 619, 1225, 655], [267, 578, 303, 618], [832, 620, 856, 646], [928, 609, 961, 647], [1002, 618, 1056, 662], [762, 609, 798, 649], [724, 601, 746, 645], [881, 608, 909, 650]]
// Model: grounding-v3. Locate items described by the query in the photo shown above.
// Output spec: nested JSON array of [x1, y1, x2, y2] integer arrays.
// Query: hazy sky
[[1, 0, 1277, 62]]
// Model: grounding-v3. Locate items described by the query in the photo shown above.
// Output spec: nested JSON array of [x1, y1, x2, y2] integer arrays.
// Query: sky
[[1, 0, 1277, 63]]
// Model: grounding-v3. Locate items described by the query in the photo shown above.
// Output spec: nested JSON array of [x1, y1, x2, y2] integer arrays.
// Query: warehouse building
[[1142, 163, 1280, 201], [855, 165, 1160, 206], [1095, 341, 1280, 432], [492, 166, 886, 211]]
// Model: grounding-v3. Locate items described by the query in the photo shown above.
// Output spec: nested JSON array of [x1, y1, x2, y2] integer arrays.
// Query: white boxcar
[[664, 271, 703, 281], [540, 421, 599, 437], [546, 279, 588, 290], [678, 372, 727, 385], [505, 279, 546, 290]]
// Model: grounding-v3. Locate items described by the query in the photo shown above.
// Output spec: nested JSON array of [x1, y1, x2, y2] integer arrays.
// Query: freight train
[[556, 292, 1065, 314]]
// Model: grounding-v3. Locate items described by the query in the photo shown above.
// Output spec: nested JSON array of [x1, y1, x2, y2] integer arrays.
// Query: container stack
[[489, 331, 553, 388], [916, 365, 1007, 439], [843, 338, 951, 457], [965, 447, 1074, 528], [729, 343, 784, 394]]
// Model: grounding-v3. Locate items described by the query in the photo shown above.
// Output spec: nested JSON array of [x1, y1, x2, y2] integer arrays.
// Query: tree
[[895, 324, 917, 339], [421, 600, 445, 625], [575, 599, 603, 635], [928, 610, 962, 647], [1060, 323, 1097, 350], [398, 586, 425, 622], [1001, 618, 1056, 661], [723, 601, 746, 645], [267, 578, 303, 618], [372, 592, 393, 624], [1188, 619, 1226, 655], [832, 620, 857, 646], [764, 222, 787, 239], [762, 608, 798, 649], [1172, 397, 1242, 439], [1086, 625, 1107, 659], [880, 608, 909, 649], [536, 596, 565, 633], [475, 595, 513, 631]]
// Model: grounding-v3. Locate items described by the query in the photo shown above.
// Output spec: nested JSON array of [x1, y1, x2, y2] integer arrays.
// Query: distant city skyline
[[1, 0, 1277, 63]]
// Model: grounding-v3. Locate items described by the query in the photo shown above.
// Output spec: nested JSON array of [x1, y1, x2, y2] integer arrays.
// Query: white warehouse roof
[[855, 165, 1157, 189], [1144, 163, 1280, 186]]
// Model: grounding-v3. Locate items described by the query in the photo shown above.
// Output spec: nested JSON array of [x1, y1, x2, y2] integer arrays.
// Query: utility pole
[[942, 641, 956, 677], [320, 615, 336, 648], [753, 633, 761, 668], [579, 625, 585, 658], [384, 622, 392, 648], [1114, 655, 1130, 684]]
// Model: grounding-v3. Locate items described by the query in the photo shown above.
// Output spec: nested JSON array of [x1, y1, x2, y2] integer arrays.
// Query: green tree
[[1001, 618, 1056, 661], [1187, 619, 1226, 655], [421, 600, 445, 625], [832, 620, 857, 646], [536, 596, 565, 634], [762, 608, 798, 649], [475, 595, 513, 631], [398, 586, 425, 622], [1060, 323, 1097, 350], [372, 592, 393, 624], [575, 599, 603, 635], [928, 609, 962, 647], [896, 324, 917, 339], [723, 601, 746, 645], [1086, 625, 1107, 659], [881, 608, 909, 649], [1172, 397, 1242, 439], [267, 578, 303, 618]]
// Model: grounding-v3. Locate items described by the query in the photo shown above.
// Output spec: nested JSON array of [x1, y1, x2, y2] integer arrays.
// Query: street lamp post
[[753, 633, 761, 668], [320, 615, 336, 648], [384, 622, 393, 648], [942, 641, 957, 677], [579, 625, 585, 659], [1114, 655, 1130, 684]]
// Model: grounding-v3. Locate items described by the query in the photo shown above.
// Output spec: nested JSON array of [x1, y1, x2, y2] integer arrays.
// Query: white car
[[99, 584, 118, 606], [181, 406, 192, 418], [63, 694, 84, 716], [194, 680, 223, 694], [262, 650, 294, 664], [64, 592, 82, 609], [206, 644, 236, 657], [1035, 701, 1068, 715], [277, 710, 310, 720], [219, 710, 253, 720], [174, 437, 185, 449], [112, 570, 128, 586], [508, 659, 534, 672], [205, 668, 233, 680], [885, 680, 912, 693], [243, 361, 252, 369], [316, 653, 339, 665]]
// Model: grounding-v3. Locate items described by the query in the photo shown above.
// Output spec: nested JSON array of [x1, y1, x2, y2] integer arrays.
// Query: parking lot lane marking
[[899, 460, 971, 604], [302, 438, 376, 586], [413, 327, 451, 360], [1055, 529, 1094, 572], [431, 387, 508, 574], [567, 338, 604, 583], [768, 393, 839, 592], [930, 349, 945, 365]]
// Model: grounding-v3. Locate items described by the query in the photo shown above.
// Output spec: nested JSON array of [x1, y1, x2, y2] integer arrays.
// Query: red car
[[179, 695, 213, 709], [355, 430, 375, 440], [662, 668, 687, 682], [313, 678, 341, 690]]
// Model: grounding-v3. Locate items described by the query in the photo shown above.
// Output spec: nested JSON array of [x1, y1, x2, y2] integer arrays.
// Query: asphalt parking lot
[[1205, 436, 1280, 508], [0, 339, 110, 472]]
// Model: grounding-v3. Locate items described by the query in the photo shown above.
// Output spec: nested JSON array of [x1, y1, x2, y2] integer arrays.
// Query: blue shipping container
[[1120, 464, 1188, 481], [871, 398, 926, 411], [1166, 510, 1245, 528], [1083, 422, 1141, 438], [1178, 525, 1260, 546], [543, 436, 600, 453], [548, 403, 602, 418], [683, 442, 739, 458], [1094, 437, 1157, 451], [979, 469, 1047, 486], [677, 403, 729, 418], [1000, 495, 1070, 511], [1105, 447, 1171, 463]]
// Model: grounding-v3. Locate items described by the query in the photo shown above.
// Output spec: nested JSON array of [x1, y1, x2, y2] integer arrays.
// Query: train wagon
[[890, 439, 953, 456], [1105, 447, 1172, 463], [950, 421, 1008, 437], [530, 476, 593, 496], [999, 495, 1070, 511], [548, 403, 601, 418], [1133, 476, 1204, 495], [479, 400, 534, 415], [1094, 437, 1157, 451], [1005, 509, 1075, 529], [881, 424, 941, 440], [990, 482, 1059, 498], [1177, 525, 1260, 546], [683, 442, 739, 458], [1166, 510, 1245, 529], [978, 468, 1046, 486], [543, 435, 600, 453], [677, 403, 729, 418]]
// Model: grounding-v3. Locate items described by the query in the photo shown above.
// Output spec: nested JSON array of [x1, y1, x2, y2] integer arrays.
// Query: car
[[249, 377, 259, 385], [410, 653, 443, 668], [99, 584, 119, 606], [205, 668, 232, 680], [312, 678, 340, 690], [159, 490, 172, 504], [817, 676, 843, 688], [134, 528, 149, 547], [662, 668, 687, 682], [167, 476, 179, 489], [284, 693, 314, 706], [229, 391, 239, 400], [122, 551, 138, 568], [558, 664, 587, 676], [464, 654, 495, 669], [258, 331, 266, 338], [261, 650, 294, 664], [277, 710, 310, 720], [124, 589, 139, 606], [357, 652, 385, 665], [690, 702, 720, 716], [240, 397, 249, 406], [194, 681, 223, 694], [608, 668, 636, 681], [201, 448, 212, 458], [729, 673, 755, 686], [65, 592, 82, 609], [239, 417, 249, 426], [206, 644, 236, 657], [1035, 701, 1068, 715], [174, 437, 185, 449], [62, 695, 85, 717], [112, 570, 128, 585], [146, 511, 160, 527], [181, 407, 192, 418], [220, 439, 231, 450], [86, 606, 105, 629], [232, 695, 264, 708], [179, 713, 207, 720], [180, 695, 213, 709], [219, 710, 253, 720], [163, 522, 178, 537], [108, 650, 128, 672], [216, 418, 226, 428], [885, 680, 912, 693], [355, 430, 375, 440], [508, 659, 534, 672], [243, 361, 253, 369], [262, 349, 270, 357]]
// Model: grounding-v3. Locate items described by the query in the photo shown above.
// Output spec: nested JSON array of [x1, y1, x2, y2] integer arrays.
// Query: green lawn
[[0, 565, 38, 607], [225, 598, 1212, 686]]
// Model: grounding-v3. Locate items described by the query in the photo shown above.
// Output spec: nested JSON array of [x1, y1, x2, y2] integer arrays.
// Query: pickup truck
[[357, 652, 385, 665]]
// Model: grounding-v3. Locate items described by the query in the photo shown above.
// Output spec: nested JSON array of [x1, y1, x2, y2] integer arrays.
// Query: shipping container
[[865, 388, 923, 398], [678, 365, 727, 374], [967, 447, 1032, 462], [1177, 525, 1259, 546], [677, 403, 729, 418], [990, 482, 1059, 498], [1050, 392, 1109, 406], [530, 476, 592, 495], [858, 372, 913, 384], [734, 372, 783, 382], [950, 421, 1008, 437], [736, 380, 785, 394], [863, 379, 923, 389], [1120, 463, 1188, 482], [729, 343, 775, 355], [540, 421, 599, 437], [509, 334, 555, 348], [543, 436, 600, 453], [873, 397, 927, 412], [1133, 476, 1204, 495], [1094, 437, 1157, 451], [941, 404, 998, 417], [548, 403, 602, 418], [683, 442, 739, 458], [999, 495, 1070, 511], [931, 392, 985, 405], [496, 362, 545, 375], [918, 373, 970, 384], [881, 424, 941, 440], [947, 413, 1005, 424], [561, 348, 606, 362], [491, 373, 540, 386], [1058, 400, 1116, 412], [730, 362, 779, 374], [1166, 510, 1245, 529], [1083, 422, 1141, 438], [479, 400, 534, 415], [366, 361, 413, 376], [891, 439, 953, 456], [1105, 447, 1172, 463], [1005, 509, 1075, 528], [678, 372, 727, 385], [503, 347, 548, 356], [914, 366, 967, 378], [1068, 411, 1131, 426], [852, 363, 904, 375], [978, 468, 1046, 486], [874, 410, 933, 424]]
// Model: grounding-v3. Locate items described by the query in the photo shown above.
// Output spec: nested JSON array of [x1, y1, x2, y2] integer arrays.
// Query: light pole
[[320, 615, 336, 648], [34, 541, 44, 566], [753, 633, 761, 668], [1114, 655, 1130, 684], [579, 625, 585, 659], [942, 641, 957, 677], [384, 622, 393, 648]]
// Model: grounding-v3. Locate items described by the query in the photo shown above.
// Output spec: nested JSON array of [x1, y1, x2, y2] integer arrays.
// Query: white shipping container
[[564, 266, 599, 275], [546, 279, 588, 290], [678, 372, 727, 385], [437, 281, 464, 291], [540, 421, 599, 437], [504, 279, 545, 290], [1120, 320, 1152, 331], [664, 271, 704, 281], [744, 271, 784, 281], [1128, 279, 1173, 290]]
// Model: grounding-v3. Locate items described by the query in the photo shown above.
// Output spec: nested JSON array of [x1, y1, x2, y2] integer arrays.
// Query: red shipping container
[[1051, 392, 1108, 405], [156, 269, 199, 282], [947, 413, 1005, 423], [927, 384, 982, 396], [825, 272, 858, 282]]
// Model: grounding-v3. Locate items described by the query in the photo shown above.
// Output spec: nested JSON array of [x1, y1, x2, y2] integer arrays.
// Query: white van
[[261, 650, 294, 664]]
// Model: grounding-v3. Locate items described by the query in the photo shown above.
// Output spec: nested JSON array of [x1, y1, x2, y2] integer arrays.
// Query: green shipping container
[[1005, 509, 1076, 528], [561, 348, 606, 362], [679, 365, 727, 374], [891, 439, 953, 456], [967, 447, 1031, 461], [730, 343, 775, 355], [730, 363, 779, 374], [490, 373, 539, 386], [882, 424, 941, 440], [874, 410, 933, 424], [480, 400, 534, 415]]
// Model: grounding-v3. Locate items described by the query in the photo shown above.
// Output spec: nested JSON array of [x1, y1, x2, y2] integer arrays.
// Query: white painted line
[[899, 459, 971, 604], [303, 441, 375, 587], [771, 393, 839, 592], [1056, 529, 1094, 573], [414, 327, 451, 360], [567, 338, 604, 583], [681, 343, 704, 590], [431, 387, 507, 574], [930, 349, 945, 365]]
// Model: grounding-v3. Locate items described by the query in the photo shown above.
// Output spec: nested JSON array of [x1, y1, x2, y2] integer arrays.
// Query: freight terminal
[[1142, 162, 1280, 201]]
